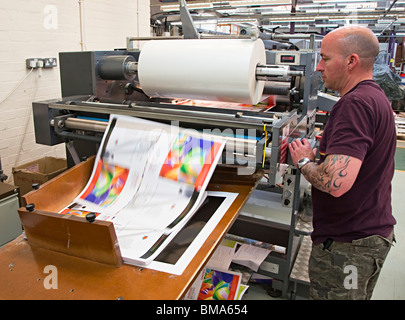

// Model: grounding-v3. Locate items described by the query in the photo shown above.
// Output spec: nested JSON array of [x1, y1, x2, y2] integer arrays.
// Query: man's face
[[316, 36, 347, 93]]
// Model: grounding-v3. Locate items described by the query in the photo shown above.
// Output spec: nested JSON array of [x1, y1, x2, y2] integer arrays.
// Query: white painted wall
[[0, 0, 150, 184]]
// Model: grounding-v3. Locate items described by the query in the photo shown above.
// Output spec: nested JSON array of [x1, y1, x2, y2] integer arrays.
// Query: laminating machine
[[33, 39, 318, 187]]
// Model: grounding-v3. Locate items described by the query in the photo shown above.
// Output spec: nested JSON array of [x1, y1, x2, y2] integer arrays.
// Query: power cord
[[0, 68, 34, 105]]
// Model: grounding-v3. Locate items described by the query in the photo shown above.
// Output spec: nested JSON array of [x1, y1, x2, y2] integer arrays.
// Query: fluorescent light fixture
[[263, 14, 329, 20], [344, 2, 377, 9], [269, 18, 316, 22], [217, 18, 258, 22], [340, 8, 379, 13], [315, 24, 339, 27], [301, 9, 337, 13], [297, 3, 335, 8], [328, 15, 378, 21], [294, 24, 311, 28], [172, 19, 219, 25], [230, 0, 291, 6], [313, 0, 376, 2], [161, 3, 214, 12]]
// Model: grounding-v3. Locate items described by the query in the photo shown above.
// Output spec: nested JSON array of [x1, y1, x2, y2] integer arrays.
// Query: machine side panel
[[59, 51, 96, 97], [32, 101, 64, 146]]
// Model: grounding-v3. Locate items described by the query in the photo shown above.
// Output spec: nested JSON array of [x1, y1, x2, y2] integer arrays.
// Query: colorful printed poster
[[185, 267, 242, 300], [198, 268, 241, 300]]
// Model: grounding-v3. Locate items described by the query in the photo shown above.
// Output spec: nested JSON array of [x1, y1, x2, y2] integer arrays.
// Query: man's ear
[[347, 53, 360, 71]]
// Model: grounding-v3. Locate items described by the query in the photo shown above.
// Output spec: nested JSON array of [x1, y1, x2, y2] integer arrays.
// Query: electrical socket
[[43, 57, 57, 68], [26, 57, 57, 69], [26, 58, 42, 69]]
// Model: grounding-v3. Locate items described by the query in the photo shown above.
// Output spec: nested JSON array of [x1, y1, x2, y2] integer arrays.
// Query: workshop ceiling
[[151, 0, 405, 37]]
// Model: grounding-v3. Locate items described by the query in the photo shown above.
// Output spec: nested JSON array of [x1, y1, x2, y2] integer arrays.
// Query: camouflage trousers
[[308, 231, 394, 300]]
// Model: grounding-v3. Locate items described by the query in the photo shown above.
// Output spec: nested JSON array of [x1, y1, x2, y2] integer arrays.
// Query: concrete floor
[[373, 141, 405, 300], [371, 172, 405, 299], [243, 140, 405, 300]]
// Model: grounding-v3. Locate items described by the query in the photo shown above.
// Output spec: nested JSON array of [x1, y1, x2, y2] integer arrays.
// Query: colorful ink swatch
[[80, 159, 129, 207], [159, 134, 222, 190], [59, 202, 100, 218], [60, 208, 100, 218]]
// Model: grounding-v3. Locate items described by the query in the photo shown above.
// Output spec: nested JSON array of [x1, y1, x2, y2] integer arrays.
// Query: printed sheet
[[60, 115, 225, 265]]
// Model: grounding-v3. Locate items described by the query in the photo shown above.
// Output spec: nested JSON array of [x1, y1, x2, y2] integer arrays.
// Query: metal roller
[[57, 117, 271, 159], [256, 64, 304, 80], [64, 118, 107, 133], [97, 55, 138, 81]]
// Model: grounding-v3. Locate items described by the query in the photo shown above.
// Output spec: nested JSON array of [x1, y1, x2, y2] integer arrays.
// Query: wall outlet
[[26, 57, 57, 69], [26, 58, 42, 69], [43, 57, 57, 68]]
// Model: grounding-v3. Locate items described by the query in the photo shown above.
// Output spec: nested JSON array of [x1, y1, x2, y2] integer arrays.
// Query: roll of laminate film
[[137, 39, 266, 105]]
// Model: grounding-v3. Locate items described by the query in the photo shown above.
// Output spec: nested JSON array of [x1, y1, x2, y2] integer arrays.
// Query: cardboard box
[[12, 157, 67, 195]]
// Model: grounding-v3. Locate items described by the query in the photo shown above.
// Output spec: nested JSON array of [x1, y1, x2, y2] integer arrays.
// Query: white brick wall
[[0, 0, 150, 184]]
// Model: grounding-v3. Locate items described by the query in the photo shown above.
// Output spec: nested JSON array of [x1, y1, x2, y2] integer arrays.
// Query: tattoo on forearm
[[301, 155, 351, 195]]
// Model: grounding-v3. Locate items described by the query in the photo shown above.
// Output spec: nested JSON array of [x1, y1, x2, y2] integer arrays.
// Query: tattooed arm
[[288, 139, 362, 198], [300, 154, 362, 197]]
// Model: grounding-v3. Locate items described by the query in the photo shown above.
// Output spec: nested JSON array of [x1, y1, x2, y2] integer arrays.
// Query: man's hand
[[288, 138, 317, 167]]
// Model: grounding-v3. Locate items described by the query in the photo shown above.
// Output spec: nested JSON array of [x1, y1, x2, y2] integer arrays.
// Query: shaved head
[[325, 26, 380, 69], [317, 25, 380, 94]]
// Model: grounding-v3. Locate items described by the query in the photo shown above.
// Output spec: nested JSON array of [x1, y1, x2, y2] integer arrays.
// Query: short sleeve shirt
[[311, 80, 397, 244]]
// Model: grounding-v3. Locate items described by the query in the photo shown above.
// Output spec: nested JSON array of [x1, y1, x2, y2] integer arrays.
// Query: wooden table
[[0, 159, 260, 300]]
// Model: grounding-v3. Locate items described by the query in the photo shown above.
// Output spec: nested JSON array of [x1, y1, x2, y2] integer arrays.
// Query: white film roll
[[138, 39, 266, 105]]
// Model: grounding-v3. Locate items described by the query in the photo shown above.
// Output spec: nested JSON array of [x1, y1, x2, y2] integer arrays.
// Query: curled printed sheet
[[60, 115, 225, 265]]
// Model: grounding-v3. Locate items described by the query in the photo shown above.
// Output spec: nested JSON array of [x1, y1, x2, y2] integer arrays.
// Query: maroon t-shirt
[[311, 80, 397, 245]]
